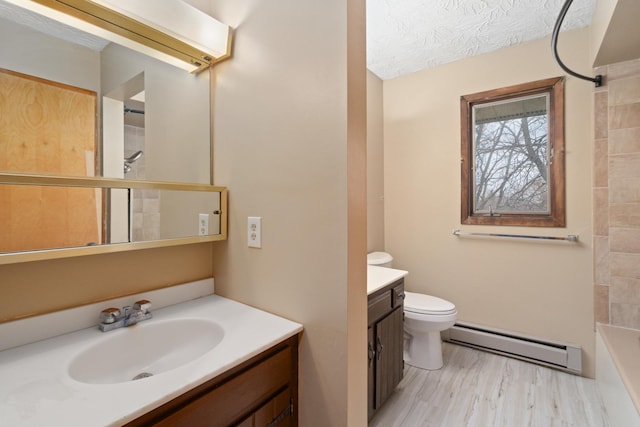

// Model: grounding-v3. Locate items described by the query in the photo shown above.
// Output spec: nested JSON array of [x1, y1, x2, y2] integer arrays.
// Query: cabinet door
[[367, 326, 375, 419], [375, 307, 404, 409]]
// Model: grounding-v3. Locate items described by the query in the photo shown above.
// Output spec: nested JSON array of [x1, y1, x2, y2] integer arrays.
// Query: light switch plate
[[248, 217, 262, 248]]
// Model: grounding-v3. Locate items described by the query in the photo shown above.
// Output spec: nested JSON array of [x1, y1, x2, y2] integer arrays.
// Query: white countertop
[[0, 295, 303, 427], [367, 265, 408, 295]]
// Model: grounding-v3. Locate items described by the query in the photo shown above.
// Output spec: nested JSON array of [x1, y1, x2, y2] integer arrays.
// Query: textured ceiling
[[367, 0, 597, 80]]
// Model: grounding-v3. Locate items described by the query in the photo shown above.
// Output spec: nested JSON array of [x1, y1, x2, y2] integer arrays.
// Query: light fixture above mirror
[[3, 0, 232, 73]]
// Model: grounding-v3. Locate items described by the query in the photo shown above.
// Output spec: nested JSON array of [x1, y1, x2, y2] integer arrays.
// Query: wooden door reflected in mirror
[[0, 68, 97, 176]]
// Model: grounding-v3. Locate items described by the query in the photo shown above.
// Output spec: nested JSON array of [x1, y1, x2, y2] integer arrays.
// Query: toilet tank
[[367, 252, 393, 268]]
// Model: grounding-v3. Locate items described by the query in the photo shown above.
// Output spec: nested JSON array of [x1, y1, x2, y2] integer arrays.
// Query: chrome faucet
[[98, 300, 152, 332]]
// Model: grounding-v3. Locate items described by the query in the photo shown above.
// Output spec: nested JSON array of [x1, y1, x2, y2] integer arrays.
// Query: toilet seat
[[404, 291, 456, 315]]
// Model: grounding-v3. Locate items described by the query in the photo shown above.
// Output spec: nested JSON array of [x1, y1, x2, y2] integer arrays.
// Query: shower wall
[[124, 125, 160, 241], [593, 58, 640, 330]]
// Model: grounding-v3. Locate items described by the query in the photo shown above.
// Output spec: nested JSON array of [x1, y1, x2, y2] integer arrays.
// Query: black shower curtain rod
[[552, 0, 602, 87]]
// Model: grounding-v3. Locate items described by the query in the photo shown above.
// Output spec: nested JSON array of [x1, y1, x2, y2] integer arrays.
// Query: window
[[460, 77, 565, 227]]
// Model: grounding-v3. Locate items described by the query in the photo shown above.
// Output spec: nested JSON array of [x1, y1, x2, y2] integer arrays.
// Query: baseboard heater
[[442, 322, 582, 375]]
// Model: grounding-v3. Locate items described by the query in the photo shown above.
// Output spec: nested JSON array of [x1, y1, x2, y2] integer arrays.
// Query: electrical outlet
[[199, 213, 209, 236], [248, 217, 262, 248]]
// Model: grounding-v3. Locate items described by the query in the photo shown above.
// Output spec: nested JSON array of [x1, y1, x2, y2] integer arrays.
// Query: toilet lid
[[404, 291, 456, 315], [367, 251, 393, 265]]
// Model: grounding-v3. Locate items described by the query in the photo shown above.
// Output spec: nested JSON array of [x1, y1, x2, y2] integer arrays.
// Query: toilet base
[[404, 330, 444, 370]]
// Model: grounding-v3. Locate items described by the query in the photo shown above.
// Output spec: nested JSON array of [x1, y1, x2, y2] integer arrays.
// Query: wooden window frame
[[460, 77, 565, 227]]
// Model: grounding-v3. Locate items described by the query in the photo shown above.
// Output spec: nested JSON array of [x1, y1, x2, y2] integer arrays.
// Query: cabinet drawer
[[391, 281, 405, 309], [368, 290, 392, 324], [153, 347, 291, 427], [249, 388, 292, 427]]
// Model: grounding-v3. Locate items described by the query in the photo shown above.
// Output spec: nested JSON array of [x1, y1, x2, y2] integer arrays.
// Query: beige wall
[[367, 70, 385, 252], [383, 28, 596, 376], [208, 0, 367, 425], [0, 244, 213, 322], [591, 0, 640, 67], [590, 0, 619, 66], [593, 58, 640, 329]]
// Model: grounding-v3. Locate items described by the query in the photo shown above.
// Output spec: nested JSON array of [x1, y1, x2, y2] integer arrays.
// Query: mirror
[[111, 188, 221, 243], [0, 0, 229, 261], [0, 0, 211, 183], [0, 184, 221, 253], [0, 175, 227, 262]]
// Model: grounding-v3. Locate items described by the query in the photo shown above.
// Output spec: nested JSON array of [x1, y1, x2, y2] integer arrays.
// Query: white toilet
[[367, 252, 457, 371], [403, 292, 457, 370]]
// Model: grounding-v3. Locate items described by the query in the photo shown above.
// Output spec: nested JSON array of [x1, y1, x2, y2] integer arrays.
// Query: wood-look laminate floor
[[369, 343, 609, 427]]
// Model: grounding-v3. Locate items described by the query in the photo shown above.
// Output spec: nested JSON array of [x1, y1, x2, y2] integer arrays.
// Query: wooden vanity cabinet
[[368, 279, 404, 421], [126, 334, 299, 427]]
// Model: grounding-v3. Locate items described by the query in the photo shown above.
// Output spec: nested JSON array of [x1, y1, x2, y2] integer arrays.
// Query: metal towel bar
[[452, 229, 578, 242]]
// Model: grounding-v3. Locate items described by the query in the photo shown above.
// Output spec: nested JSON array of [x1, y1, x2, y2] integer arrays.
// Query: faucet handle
[[99, 307, 121, 324], [133, 299, 151, 313]]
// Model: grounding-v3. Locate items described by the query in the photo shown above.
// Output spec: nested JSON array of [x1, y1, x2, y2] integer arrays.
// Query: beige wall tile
[[594, 284, 609, 324], [609, 153, 640, 178], [610, 276, 640, 305], [607, 58, 640, 81], [610, 227, 640, 253], [609, 128, 640, 154], [610, 303, 640, 329], [594, 236, 610, 286], [610, 177, 640, 204], [593, 188, 609, 236], [609, 76, 640, 105], [610, 203, 640, 228], [594, 138, 608, 187], [610, 252, 640, 278], [609, 103, 640, 130], [594, 58, 640, 332], [595, 91, 608, 139]]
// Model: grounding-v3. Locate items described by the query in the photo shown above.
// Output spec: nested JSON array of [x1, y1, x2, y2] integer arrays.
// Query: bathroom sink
[[68, 318, 224, 384]]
